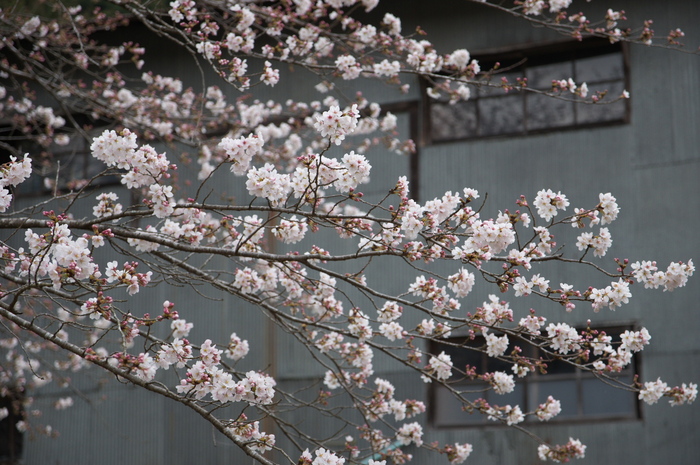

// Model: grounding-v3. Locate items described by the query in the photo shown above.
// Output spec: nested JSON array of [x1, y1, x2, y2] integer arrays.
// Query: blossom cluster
[[639, 378, 697, 406], [313, 104, 360, 145], [18, 223, 103, 291], [175, 351, 274, 406], [227, 417, 276, 454], [0, 154, 32, 212], [538, 438, 586, 463], [423, 352, 453, 382], [534, 189, 569, 222], [90, 129, 171, 189], [631, 259, 695, 292]]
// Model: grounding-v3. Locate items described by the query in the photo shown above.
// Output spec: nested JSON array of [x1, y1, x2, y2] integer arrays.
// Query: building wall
[[21, 1, 699, 464], [365, 1, 699, 464]]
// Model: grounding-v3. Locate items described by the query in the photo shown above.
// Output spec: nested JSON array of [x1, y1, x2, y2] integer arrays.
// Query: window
[[430, 325, 640, 427], [0, 388, 23, 464], [0, 125, 118, 196], [427, 38, 629, 142]]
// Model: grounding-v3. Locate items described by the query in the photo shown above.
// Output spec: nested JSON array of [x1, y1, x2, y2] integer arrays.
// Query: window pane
[[526, 61, 573, 89], [526, 92, 575, 131], [535, 379, 579, 417], [430, 101, 477, 141], [576, 53, 624, 82], [576, 81, 627, 124], [543, 357, 578, 375], [433, 382, 527, 426], [581, 375, 636, 416], [486, 381, 524, 408], [476, 71, 525, 97], [433, 384, 487, 426], [439, 342, 484, 375], [478, 95, 524, 136]]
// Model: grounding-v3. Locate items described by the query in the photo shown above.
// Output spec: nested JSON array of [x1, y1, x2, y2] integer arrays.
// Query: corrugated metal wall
[[21, 0, 699, 464]]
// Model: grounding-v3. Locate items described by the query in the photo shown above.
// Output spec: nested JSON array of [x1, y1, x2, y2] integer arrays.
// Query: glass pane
[[526, 92, 575, 131], [536, 379, 579, 417], [526, 61, 574, 89], [488, 354, 514, 373], [485, 381, 525, 409], [576, 52, 624, 83], [430, 101, 477, 141], [476, 71, 525, 97], [577, 81, 627, 124], [433, 384, 488, 426], [581, 375, 636, 416], [433, 381, 527, 426], [55, 141, 116, 188], [440, 343, 484, 376], [57, 150, 88, 179], [542, 357, 578, 375], [478, 95, 524, 136]]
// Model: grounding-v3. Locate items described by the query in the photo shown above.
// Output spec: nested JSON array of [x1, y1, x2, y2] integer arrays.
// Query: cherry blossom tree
[[0, 1, 697, 464]]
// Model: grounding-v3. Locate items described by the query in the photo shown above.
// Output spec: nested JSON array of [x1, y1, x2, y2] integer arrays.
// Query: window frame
[[424, 38, 630, 144], [0, 110, 123, 198], [428, 323, 642, 429]]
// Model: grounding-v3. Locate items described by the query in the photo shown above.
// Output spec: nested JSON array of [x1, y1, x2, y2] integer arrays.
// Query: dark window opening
[[0, 388, 24, 464]]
